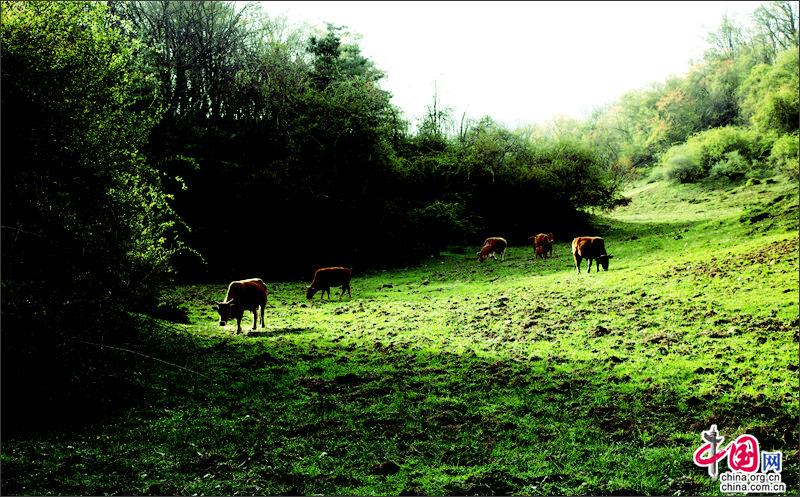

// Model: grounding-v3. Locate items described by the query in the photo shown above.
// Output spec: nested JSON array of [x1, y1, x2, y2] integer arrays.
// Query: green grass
[[2, 177, 798, 496]]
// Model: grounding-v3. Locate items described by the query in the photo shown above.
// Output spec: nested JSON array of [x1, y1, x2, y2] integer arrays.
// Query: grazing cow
[[307, 267, 352, 300], [529, 233, 555, 259], [213, 278, 269, 333], [545, 232, 555, 257], [477, 237, 508, 262], [571, 237, 614, 273]]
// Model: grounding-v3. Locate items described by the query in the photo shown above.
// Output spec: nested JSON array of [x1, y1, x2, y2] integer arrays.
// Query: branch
[[73, 340, 210, 379]]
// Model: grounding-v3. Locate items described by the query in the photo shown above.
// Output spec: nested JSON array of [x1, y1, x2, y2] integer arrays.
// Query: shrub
[[1, 1, 183, 433], [687, 126, 772, 168], [408, 200, 476, 252], [662, 147, 705, 183], [659, 126, 778, 182], [709, 151, 749, 180], [768, 133, 799, 180]]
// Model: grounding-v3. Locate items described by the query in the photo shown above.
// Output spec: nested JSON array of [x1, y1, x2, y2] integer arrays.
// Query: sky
[[255, 1, 765, 130]]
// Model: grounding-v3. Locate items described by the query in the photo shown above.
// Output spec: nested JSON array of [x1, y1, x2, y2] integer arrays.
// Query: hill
[[2, 177, 797, 495]]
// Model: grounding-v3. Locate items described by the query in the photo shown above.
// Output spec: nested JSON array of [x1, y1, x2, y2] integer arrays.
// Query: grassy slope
[[2, 178, 798, 496]]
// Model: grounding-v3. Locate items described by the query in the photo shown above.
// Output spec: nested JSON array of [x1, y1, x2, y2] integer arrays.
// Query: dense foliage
[[112, 2, 622, 281], [574, 1, 799, 184], [1, 1, 186, 432]]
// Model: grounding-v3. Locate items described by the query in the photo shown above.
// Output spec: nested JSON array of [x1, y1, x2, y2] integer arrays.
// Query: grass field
[[2, 177, 798, 496]]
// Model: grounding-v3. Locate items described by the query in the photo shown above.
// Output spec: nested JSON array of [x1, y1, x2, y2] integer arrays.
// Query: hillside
[[2, 177, 797, 495]]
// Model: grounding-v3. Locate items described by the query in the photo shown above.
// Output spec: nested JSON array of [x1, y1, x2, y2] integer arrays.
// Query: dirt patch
[[664, 238, 798, 280]]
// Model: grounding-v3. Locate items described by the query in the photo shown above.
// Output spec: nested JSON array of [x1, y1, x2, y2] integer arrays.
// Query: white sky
[[255, 1, 765, 130]]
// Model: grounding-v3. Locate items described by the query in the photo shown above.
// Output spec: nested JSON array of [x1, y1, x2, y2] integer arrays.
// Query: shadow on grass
[[3, 327, 797, 496], [249, 326, 313, 337]]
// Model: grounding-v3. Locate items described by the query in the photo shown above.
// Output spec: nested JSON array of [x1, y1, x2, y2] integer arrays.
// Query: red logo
[[694, 426, 760, 476]]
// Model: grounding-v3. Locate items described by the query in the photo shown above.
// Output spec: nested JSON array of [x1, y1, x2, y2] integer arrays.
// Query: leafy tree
[[1, 1, 183, 431], [307, 24, 383, 89], [120, 0, 256, 122], [738, 48, 799, 133]]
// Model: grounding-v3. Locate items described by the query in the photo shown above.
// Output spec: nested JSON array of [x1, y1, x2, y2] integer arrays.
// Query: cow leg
[[574, 254, 581, 273], [347, 285, 352, 298], [236, 318, 242, 334], [501, 250, 505, 261], [260, 302, 266, 328], [587, 258, 592, 273], [252, 308, 258, 331]]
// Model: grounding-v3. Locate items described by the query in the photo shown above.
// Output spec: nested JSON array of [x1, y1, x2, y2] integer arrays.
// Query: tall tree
[[705, 14, 746, 61], [120, 0, 254, 122], [752, 0, 799, 62]]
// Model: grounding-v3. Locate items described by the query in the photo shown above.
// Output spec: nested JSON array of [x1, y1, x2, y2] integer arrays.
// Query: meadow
[[2, 177, 797, 496]]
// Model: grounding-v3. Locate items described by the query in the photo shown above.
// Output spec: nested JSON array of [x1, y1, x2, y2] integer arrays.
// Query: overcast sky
[[256, 1, 764, 130]]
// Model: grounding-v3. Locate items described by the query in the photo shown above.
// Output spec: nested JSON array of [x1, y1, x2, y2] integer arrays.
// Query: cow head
[[212, 299, 235, 326], [598, 254, 614, 271], [477, 250, 487, 262], [306, 286, 317, 300]]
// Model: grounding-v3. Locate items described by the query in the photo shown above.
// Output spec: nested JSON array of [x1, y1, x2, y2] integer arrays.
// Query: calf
[[477, 237, 507, 262], [545, 232, 555, 257], [307, 267, 352, 300], [213, 278, 269, 333], [571, 237, 613, 273], [529, 233, 554, 259]]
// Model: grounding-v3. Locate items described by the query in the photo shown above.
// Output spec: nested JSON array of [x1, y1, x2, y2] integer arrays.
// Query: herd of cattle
[[212, 234, 612, 333]]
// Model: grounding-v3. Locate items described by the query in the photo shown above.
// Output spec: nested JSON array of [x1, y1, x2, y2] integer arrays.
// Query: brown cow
[[477, 237, 507, 262], [571, 237, 613, 273], [529, 233, 554, 259], [545, 232, 555, 257], [307, 267, 352, 300], [213, 278, 269, 333]]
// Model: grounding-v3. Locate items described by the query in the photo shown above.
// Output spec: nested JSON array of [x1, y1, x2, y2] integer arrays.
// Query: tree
[[738, 48, 800, 134], [120, 0, 255, 122], [752, 0, 799, 62], [705, 14, 746, 61], [2, 0, 183, 431]]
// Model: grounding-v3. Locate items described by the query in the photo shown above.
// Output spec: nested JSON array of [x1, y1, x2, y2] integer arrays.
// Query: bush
[[1, 1, 182, 433], [769, 133, 799, 180], [689, 126, 772, 168], [659, 126, 778, 182], [709, 151, 749, 180], [662, 148, 705, 183], [408, 200, 475, 251]]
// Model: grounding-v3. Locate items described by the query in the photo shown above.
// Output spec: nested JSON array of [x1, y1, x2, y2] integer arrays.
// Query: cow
[[545, 232, 555, 257], [571, 237, 613, 273], [213, 278, 269, 333], [306, 267, 352, 301], [529, 233, 554, 259], [477, 237, 507, 262]]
